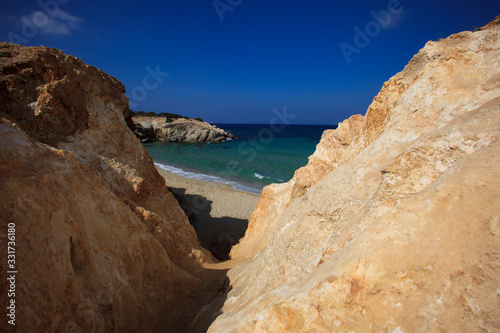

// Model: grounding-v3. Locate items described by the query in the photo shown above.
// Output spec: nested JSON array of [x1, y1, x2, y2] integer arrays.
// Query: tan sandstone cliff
[[207, 19, 500, 332], [0, 42, 214, 332]]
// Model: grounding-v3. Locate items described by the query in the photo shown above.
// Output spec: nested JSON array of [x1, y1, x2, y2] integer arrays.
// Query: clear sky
[[1, 0, 499, 124]]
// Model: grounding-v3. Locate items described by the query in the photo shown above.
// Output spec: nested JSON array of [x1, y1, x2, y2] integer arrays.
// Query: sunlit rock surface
[[209, 19, 500, 332]]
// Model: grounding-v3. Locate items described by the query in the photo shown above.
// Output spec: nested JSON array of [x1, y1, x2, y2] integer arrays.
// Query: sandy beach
[[156, 166, 260, 259]]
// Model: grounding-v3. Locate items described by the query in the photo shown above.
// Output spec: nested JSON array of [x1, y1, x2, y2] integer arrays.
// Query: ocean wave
[[154, 162, 262, 194], [253, 172, 285, 183]]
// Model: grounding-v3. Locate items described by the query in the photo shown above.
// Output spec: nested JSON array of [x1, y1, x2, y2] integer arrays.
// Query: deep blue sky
[[1, 1, 499, 124]]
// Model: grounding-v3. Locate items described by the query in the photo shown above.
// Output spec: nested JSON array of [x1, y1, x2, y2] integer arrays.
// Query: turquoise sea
[[144, 124, 336, 194]]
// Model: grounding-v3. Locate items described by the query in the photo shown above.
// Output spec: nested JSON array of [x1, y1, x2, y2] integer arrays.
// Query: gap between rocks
[[154, 184, 256, 332], [154, 260, 236, 333]]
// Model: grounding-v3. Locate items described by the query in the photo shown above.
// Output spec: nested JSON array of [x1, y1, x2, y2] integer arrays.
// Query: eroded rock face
[[0, 121, 200, 332], [290, 114, 364, 200], [0, 42, 214, 331], [131, 116, 234, 143], [0, 42, 213, 273], [209, 19, 500, 332]]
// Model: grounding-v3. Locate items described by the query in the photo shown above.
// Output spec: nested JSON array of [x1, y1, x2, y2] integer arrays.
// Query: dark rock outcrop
[[131, 116, 234, 143]]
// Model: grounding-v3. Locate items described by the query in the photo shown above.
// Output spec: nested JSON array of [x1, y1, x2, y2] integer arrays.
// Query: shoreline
[[154, 162, 263, 194], [156, 166, 260, 260]]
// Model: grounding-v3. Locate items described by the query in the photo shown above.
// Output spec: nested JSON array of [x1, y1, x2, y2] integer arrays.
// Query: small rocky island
[[128, 111, 234, 143]]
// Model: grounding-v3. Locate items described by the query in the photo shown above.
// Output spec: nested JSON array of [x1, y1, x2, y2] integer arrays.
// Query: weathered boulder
[[0, 121, 199, 332], [0, 42, 213, 273], [131, 116, 234, 143], [208, 19, 500, 332], [0, 42, 214, 332]]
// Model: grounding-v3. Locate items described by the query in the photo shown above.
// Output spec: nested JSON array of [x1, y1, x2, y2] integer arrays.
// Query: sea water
[[144, 124, 336, 194]]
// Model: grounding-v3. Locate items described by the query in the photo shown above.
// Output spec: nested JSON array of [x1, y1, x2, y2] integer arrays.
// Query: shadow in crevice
[[169, 186, 249, 261], [154, 266, 232, 333], [188, 273, 232, 333]]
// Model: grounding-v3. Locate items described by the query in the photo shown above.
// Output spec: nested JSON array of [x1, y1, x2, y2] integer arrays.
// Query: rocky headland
[[131, 115, 234, 143], [0, 16, 499, 333]]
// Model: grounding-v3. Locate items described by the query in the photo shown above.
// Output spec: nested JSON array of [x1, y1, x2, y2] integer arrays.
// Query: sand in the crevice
[[156, 167, 260, 260]]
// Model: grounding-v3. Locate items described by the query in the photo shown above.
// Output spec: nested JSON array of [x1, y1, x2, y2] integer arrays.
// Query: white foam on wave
[[154, 162, 262, 194], [254, 172, 285, 183]]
